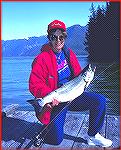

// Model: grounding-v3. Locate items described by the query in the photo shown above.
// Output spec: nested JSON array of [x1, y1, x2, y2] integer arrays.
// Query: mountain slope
[[2, 25, 88, 57]]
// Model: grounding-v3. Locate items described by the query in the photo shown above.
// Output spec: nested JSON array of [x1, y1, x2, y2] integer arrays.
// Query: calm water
[[2, 56, 119, 115]]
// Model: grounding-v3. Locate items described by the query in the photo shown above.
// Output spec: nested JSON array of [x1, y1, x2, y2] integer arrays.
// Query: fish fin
[[27, 99, 52, 125], [37, 104, 52, 125], [27, 99, 43, 114]]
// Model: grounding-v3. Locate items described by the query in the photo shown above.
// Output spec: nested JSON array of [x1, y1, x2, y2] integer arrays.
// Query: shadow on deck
[[2, 108, 120, 149]]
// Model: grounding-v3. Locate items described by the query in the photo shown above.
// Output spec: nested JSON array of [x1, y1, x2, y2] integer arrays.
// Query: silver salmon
[[27, 64, 95, 125]]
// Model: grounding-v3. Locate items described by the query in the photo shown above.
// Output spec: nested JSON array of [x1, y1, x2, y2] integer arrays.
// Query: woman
[[29, 20, 112, 147]]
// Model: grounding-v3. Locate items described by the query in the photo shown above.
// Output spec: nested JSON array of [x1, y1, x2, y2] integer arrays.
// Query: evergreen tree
[[104, 2, 120, 63], [84, 4, 106, 62], [84, 3, 97, 62], [94, 5, 105, 62], [84, 2, 120, 63]]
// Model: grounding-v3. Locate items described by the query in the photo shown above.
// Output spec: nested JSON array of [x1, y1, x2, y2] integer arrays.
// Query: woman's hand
[[52, 98, 60, 106], [83, 64, 96, 87], [84, 70, 94, 82], [46, 98, 60, 108]]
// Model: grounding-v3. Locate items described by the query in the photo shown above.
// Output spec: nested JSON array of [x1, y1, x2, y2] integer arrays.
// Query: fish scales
[[28, 64, 95, 107], [38, 69, 93, 107], [27, 64, 95, 125]]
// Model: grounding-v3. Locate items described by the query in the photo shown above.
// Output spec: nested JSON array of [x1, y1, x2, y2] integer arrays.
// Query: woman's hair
[[47, 28, 67, 40]]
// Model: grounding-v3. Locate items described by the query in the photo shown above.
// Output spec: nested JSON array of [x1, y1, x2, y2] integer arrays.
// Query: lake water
[[2, 56, 119, 115], [2, 57, 34, 109]]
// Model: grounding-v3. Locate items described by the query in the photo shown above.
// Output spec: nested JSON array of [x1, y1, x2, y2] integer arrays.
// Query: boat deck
[[2, 104, 120, 149]]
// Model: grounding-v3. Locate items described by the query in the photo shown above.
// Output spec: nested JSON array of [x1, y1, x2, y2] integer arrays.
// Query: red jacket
[[29, 43, 82, 98]]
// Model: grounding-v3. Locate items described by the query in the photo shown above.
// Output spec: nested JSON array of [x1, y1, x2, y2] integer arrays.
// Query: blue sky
[[2, 2, 106, 40]]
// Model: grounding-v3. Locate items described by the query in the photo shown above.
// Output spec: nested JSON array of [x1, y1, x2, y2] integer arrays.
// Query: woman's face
[[50, 29, 65, 53]]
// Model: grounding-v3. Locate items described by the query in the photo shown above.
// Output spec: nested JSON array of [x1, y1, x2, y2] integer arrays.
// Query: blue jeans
[[43, 92, 106, 145]]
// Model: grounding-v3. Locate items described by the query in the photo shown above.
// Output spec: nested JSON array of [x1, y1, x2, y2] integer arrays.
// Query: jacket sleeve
[[70, 49, 82, 77], [29, 56, 52, 98]]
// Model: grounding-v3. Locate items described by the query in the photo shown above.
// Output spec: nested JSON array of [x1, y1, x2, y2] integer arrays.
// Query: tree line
[[84, 2, 120, 63]]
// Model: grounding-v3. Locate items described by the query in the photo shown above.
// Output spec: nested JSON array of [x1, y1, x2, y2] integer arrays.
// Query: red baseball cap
[[47, 20, 66, 33]]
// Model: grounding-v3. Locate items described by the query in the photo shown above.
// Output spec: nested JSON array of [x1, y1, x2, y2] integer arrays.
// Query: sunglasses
[[50, 35, 65, 42]]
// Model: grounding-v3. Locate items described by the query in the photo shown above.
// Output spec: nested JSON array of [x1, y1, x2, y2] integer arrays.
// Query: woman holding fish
[[29, 20, 112, 147]]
